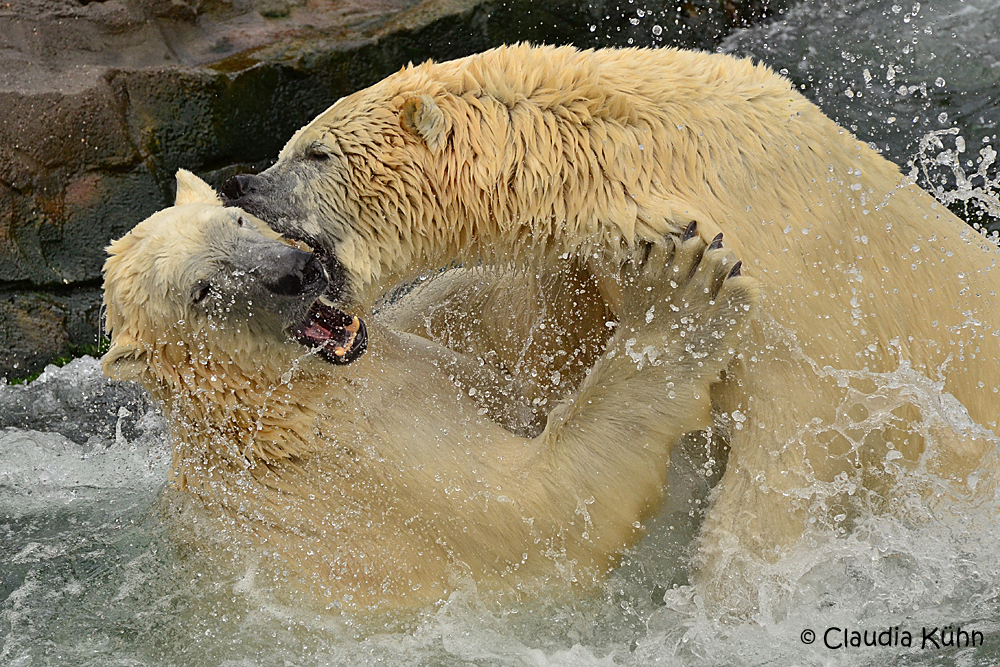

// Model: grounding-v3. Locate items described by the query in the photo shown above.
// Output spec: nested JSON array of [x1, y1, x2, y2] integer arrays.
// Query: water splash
[[907, 128, 1000, 236], [8, 356, 1000, 665]]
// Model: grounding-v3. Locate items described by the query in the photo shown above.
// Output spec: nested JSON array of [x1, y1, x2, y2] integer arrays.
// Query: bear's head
[[217, 85, 456, 311], [217, 44, 684, 312], [102, 170, 368, 389]]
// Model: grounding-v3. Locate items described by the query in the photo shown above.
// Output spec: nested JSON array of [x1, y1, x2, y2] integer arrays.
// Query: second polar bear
[[102, 171, 757, 611], [221, 44, 1000, 610]]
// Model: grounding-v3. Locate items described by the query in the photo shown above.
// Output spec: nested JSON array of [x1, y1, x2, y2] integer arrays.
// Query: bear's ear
[[102, 339, 148, 382], [175, 169, 222, 206], [399, 95, 446, 152]]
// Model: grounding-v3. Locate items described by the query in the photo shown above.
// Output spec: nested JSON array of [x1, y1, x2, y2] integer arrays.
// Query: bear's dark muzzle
[[264, 246, 326, 296], [220, 173, 263, 204]]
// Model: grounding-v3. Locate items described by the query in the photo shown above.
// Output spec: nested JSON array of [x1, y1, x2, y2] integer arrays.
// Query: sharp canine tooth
[[334, 346, 347, 357], [345, 316, 360, 333], [318, 295, 337, 308]]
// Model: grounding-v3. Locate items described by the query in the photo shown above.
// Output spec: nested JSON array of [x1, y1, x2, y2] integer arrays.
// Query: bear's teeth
[[333, 346, 347, 357], [345, 316, 361, 333], [318, 295, 338, 308]]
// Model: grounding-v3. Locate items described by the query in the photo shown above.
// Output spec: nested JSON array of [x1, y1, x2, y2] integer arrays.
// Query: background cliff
[[0, 0, 783, 380]]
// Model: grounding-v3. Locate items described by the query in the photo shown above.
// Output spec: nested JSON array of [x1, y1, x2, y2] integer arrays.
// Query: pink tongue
[[299, 320, 333, 343]]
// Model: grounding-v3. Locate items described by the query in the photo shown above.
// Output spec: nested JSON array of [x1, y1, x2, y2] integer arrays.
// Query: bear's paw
[[616, 222, 759, 377]]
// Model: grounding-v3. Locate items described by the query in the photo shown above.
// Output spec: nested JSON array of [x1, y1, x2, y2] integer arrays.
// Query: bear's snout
[[221, 174, 262, 203], [263, 246, 326, 296]]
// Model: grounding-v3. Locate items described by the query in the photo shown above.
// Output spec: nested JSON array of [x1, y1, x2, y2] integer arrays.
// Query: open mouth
[[291, 295, 368, 364], [274, 237, 366, 365]]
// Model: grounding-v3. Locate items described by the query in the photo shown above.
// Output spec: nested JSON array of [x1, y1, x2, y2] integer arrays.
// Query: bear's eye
[[191, 283, 211, 305], [236, 216, 246, 228], [305, 143, 330, 161]]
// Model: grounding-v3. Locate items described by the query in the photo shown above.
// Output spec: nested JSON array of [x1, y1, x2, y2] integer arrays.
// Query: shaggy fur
[[102, 172, 757, 611], [225, 44, 1000, 612]]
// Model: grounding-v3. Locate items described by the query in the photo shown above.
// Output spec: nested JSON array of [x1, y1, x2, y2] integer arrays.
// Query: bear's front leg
[[524, 226, 759, 571]]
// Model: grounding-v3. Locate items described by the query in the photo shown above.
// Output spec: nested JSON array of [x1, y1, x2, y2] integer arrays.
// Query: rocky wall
[[0, 0, 786, 380]]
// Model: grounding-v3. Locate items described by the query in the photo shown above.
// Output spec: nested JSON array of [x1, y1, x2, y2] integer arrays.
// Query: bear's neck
[[144, 335, 395, 541], [144, 341, 350, 481]]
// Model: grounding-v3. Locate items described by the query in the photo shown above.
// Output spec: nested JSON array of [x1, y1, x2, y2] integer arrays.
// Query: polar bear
[[219, 44, 1000, 612], [101, 170, 757, 611]]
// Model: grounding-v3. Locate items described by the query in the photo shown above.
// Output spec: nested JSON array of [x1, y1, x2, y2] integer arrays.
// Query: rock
[[0, 0, 787, 380], [0, 288, 103, 381]]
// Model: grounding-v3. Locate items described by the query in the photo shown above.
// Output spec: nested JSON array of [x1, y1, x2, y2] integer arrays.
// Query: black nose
[[264, 247, 325, 296], [220, 174, 260, 203]]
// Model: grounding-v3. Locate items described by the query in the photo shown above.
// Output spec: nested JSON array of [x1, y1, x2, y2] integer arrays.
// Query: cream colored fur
[[102, 171, 758, 612], [268, 44, 1000, 613], [379, 261, 614, 436]]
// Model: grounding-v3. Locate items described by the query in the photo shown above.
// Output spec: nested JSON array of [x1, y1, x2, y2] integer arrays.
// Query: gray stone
[[0, 288, 103, 380]]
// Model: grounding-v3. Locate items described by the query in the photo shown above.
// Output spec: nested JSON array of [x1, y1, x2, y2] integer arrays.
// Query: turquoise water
[[3, 1, 1000, 664]]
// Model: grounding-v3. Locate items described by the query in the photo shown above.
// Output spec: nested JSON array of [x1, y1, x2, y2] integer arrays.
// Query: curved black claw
[[683, 220, 698, 241], [709, 233, 724, 250], [728, 260, 742, 278]]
